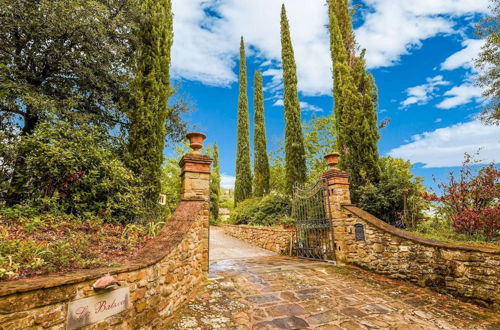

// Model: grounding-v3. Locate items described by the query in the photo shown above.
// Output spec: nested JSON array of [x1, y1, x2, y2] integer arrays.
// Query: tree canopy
[[475, 0, 499, 123], [253, 71, 270, 197], [126, 0, 174, 202], [281, 5, 307, 194], [234, 37, 253, 205], [0, 0, 136, 134], [328, 0, 381, 202]]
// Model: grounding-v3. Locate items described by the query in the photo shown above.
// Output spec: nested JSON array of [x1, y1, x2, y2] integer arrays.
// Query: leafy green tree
[[475, 0, 499, 123], [304, 114, 335, 182], [234, 37, 252, 206], [210, 143, 221, 223], [0, 0, 135, 135], [253, 71, 270, 197], [160, 143, 189, 218], [269, 148, 287, 195], [281, 5, 307, 194], [0, 0, 137, 203], [328, 0, 380, 202], [126, 0, 174, 202]]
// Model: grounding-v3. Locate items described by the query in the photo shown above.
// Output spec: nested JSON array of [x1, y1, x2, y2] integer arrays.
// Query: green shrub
[[219, 198, 234, 212], [230, 193, 291, 226], [355, 157, 428, 227], [414, 216, 500, 244], [9, 120, 145, 222]]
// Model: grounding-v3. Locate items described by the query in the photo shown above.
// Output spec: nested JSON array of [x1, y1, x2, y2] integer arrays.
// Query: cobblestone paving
[[165, 257, 500, 329]]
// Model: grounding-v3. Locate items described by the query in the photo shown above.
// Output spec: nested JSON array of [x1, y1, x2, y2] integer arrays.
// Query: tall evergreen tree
[[234, 37, 252, 206], [210, 143, 221, 222], [253, 71, 270, 197], [475, 0, 499, 123], [127, 0, 174, 202], [280, 5, 307, 194], [328, 0, 380, 201]]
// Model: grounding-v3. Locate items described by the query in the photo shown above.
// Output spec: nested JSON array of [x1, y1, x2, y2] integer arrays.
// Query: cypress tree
[[234, 37, 252, 206], [127, 0, 174, 202], [328, 0, 380, 200], [280, 5, 307, 194], [210, 143, 221, 222], [253, 71, 270, 197]]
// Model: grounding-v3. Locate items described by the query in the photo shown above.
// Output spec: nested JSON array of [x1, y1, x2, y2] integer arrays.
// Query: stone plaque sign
[[67, 287, 129, 330], [354, 224, 365, 241]]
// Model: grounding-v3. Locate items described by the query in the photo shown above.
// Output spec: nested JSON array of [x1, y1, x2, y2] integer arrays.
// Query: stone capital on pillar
[[179, 132, 212, 201]]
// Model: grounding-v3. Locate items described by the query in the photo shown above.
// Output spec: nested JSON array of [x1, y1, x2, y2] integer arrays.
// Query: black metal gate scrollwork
[[292, 179, 335, 261]]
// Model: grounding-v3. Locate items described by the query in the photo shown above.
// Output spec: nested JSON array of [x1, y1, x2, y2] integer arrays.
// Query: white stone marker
[[67, 287, 130, 330]]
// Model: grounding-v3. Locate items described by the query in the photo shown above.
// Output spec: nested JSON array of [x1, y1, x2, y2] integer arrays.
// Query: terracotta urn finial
[[324, 152, 340, 169], [186, 132, 206, 154]]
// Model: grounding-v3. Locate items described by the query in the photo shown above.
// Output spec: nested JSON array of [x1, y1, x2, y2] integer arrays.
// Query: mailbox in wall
[[354, 224, 365, 241]]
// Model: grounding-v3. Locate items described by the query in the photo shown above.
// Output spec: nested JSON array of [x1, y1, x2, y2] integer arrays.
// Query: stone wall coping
[[179, 153, 212, 168], [223, 224, 294, 233], [342, 205, 500, 254], [321, 168, 349, 179], [0, 201, 205, 298]]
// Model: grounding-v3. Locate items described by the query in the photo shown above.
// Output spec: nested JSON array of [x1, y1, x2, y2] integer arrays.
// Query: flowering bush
[[424, 154, 499, 238], [452, 206, 499, 237]]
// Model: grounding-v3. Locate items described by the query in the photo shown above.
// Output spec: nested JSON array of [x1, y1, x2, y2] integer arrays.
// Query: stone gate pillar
[[179, 132, 212, 273], [179, 132, 212, 201], [321, 153, 351, 264]]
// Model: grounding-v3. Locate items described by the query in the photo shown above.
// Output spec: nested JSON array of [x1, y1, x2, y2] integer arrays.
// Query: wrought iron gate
[[292, 179, 335, 261]]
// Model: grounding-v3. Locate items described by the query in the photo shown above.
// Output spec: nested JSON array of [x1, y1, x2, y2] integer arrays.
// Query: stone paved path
[[209, 227, 277, 261], [165, 256, 500, 329]]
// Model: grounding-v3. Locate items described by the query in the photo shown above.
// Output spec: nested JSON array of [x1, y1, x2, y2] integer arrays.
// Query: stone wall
[[0, 201, 209, 329], [0, 140, 213, 329], [320, 159, 500, 310], [338, 206, 500, 309], [223, 225, 294, 255]]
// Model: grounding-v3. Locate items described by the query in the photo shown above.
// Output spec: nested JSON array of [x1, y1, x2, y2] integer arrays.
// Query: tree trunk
[[6, 110, 39, 205]]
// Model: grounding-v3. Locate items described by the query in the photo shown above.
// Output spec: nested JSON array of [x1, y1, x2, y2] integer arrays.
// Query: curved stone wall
[[223, 225, 294, 255], [340, 205, 500, 310], [0, 200, 209, 329]]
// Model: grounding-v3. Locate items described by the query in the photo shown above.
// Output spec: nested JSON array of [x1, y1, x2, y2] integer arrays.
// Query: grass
[[0, 213, 162, 281], [411, 216, 500, 249]]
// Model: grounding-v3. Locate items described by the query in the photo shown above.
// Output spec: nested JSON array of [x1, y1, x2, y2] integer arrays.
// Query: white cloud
[[400, 76, 449, 108], [441, 39, 485, 71], [356, 0, 490, 68], [300, 102, 323, 113], [388, 120, 500, 167], [171, 1, 237, 86], [221, 173, 236, 189], [437, 83, 483, 109], [435, 118, 443, 123], [171, 0, 489, 95], [171, 0, 331, 95], [273, 99, 323, 112]]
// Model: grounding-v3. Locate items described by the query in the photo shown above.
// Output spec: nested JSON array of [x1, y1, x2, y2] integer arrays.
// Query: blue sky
[[168, 0, 500, 189]]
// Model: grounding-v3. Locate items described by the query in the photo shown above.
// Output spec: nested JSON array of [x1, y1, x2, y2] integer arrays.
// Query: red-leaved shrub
[[452, 206, 500, 237], [424, 153, 499, 237]]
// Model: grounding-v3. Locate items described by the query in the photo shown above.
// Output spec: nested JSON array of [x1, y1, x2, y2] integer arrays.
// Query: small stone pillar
[[179, 132, 212, 274], [179, 132, 212, 201], [321, 153, 351, 264]]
